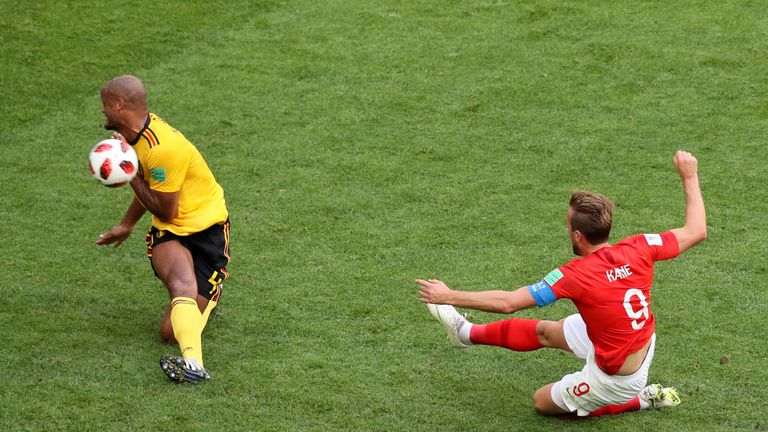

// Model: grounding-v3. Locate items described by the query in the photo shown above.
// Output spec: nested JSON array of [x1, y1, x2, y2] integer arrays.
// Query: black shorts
[[145, 220, 231, 301]]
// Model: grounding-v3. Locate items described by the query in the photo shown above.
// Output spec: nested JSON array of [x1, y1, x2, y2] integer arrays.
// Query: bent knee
[[532, 395, 551, 415], [533, 403, 550, 416], [161, 330, 176, 345], [160, 321, 176, 344], [166, 278, 198, 298], [532, 387, 565, 416], [535, 320, 567, 349]]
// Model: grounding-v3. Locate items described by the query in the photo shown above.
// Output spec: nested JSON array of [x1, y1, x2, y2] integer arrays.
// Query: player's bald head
[[101, 75, 147, 110]]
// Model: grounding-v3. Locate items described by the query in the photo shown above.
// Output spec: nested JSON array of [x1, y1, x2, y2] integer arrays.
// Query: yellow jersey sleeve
[[145, 140, 190, 193]]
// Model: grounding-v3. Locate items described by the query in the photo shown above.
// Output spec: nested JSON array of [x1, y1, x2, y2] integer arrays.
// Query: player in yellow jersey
[[96, 75, 230, 383]]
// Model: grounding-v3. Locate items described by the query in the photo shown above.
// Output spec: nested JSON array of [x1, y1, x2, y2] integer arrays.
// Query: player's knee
[[532, 392, 549, 415], [536, 320, 566, 349], [532, 387, 560, 416], [165, 277, 197, 298], [535, 321, 555, 346], [160, 327, 176, 344], [160, 319, 176, 344]]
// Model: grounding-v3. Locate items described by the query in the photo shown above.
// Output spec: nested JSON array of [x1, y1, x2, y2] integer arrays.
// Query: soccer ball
[[88, 138, 139, 187]]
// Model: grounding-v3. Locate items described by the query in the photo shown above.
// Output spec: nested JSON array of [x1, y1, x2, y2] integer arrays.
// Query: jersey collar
[[128, 115, 152, 146]]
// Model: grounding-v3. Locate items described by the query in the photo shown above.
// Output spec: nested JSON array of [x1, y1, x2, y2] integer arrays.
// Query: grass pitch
[[1, 1, 767, 431]]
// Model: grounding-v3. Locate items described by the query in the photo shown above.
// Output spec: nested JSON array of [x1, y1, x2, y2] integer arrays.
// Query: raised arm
[[416, 279, 537, 314], [669, 150, 707, 253]]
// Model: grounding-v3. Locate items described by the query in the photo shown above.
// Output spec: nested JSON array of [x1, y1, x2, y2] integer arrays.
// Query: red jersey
[[548, 231, 679, 375]]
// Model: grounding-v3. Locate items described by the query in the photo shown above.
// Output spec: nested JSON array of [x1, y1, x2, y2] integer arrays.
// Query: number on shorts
[[623, 288, 649, 330], [572, 382, 591, 397]]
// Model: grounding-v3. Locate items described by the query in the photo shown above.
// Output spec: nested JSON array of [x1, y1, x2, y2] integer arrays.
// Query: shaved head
[[100, 75, 150, 137], [102, 75, 147, 110]]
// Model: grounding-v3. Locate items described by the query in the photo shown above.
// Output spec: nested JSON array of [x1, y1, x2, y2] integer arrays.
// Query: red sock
[[587, 397, 641, 417], [469, 318, 543, 351], [558, 397, 641, 420]]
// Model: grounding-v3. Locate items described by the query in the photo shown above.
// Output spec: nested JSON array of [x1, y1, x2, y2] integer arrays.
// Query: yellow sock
[[201, 299, 218, 330], [170, 297, 204, 367]]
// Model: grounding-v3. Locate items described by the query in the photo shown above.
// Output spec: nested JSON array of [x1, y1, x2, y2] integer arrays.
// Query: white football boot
[[640, 384, 681, 409], [426, 303, 471, 348]]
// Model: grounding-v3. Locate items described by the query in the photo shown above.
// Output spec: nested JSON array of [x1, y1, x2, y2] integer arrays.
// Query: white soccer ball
[[88, 138, 139, 187]]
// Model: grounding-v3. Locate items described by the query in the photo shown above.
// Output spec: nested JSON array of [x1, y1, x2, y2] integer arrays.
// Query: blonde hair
[[569, 191, 614, 244]]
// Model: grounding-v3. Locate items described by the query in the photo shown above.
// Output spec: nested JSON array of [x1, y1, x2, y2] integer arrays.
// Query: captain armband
[[527, 279, 557, 307]]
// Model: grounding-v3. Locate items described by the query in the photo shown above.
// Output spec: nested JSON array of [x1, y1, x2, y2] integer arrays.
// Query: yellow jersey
[[129, 113, 228, 235]]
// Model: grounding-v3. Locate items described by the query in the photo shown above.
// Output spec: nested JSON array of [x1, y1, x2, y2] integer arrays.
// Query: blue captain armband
[[527, 279, 557, 307]]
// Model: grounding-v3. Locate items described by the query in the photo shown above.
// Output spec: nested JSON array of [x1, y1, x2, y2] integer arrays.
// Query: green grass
[[2, 0, 767, 430]]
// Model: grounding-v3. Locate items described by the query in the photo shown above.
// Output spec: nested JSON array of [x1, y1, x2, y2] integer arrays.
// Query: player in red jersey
[[417, 151, 706, 417]]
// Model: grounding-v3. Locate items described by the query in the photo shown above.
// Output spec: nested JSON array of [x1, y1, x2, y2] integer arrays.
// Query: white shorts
[[550, 314, 656, 416]]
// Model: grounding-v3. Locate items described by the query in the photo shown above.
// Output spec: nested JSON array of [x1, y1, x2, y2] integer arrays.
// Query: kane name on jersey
[[606, 264, 632, 282]]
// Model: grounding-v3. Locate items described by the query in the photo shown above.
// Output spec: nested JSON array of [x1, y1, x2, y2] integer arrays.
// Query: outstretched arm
[[416, 279, 537, 314], [669, 150, 707, 253], [96, 197, 147, 247]]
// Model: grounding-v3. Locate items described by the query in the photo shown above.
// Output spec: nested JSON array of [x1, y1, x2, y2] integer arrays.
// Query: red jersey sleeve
[[639, 231, 680, 262]]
